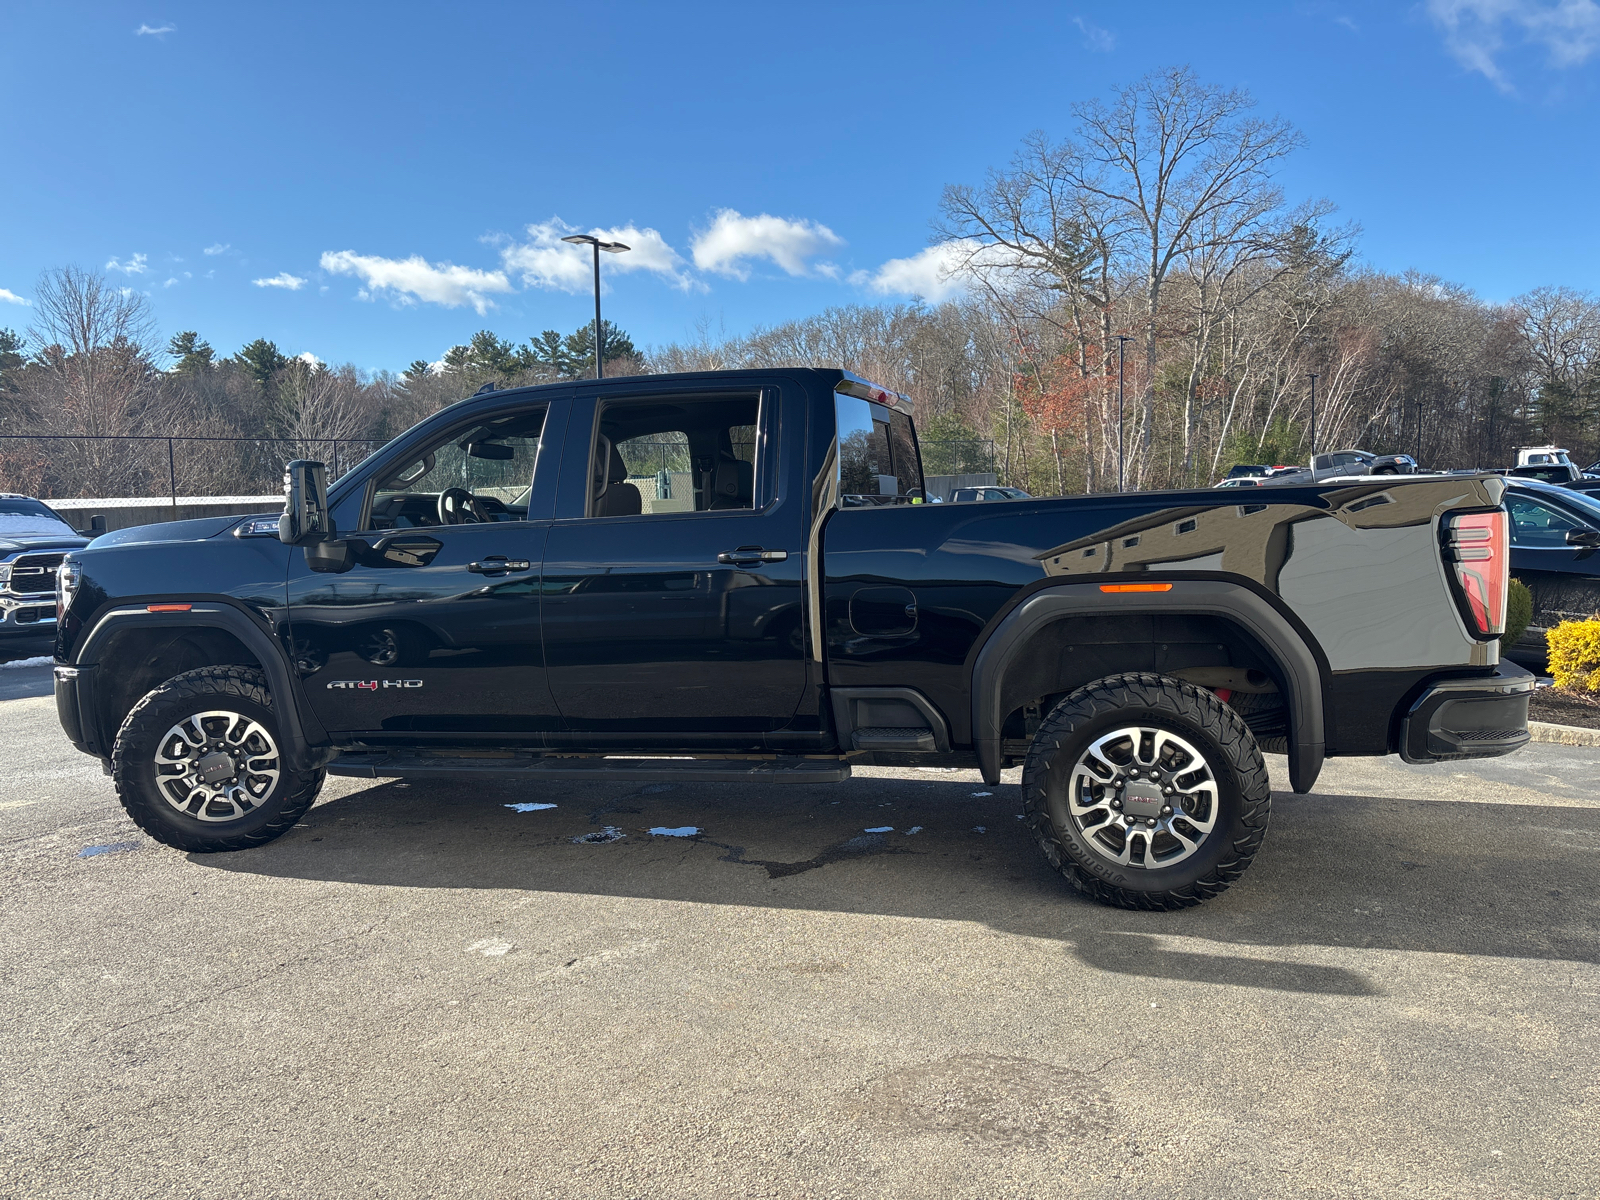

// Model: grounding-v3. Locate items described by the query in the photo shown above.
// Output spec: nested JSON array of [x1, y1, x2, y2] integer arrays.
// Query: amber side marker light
[[146, 603, 192, 612], [1099, 583, 1173, 594]]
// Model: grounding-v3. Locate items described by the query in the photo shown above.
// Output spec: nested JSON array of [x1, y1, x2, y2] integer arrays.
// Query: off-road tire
[[112, 665, 324, 853], [1021, 672, 1271, 910]]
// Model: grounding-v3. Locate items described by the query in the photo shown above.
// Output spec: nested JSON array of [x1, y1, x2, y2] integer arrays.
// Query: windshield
[[0, 498, 73, 537]]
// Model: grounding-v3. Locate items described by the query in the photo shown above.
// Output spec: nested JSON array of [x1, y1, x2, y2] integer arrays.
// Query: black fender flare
[[74, 603, 330, 769], [969, 580, 1326, 792]]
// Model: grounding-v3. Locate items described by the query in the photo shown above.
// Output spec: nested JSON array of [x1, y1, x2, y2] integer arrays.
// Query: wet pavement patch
[[78, 842, 139, 858], [855, 1054, 1113, 1147]]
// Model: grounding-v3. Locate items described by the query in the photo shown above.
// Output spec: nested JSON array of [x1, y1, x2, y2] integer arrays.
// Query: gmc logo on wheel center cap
[[1122, 781, 1165, 818]]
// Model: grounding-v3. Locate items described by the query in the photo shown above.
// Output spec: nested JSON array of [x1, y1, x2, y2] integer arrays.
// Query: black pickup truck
[[52, 369, 1532, 909]]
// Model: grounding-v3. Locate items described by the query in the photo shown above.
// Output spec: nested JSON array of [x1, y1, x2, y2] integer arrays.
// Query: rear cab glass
[[835, 392, 922, 505]]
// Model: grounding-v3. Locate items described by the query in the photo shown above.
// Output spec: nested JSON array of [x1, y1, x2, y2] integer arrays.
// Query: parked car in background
[[1311, 449, 1418, 477], [1501, 478, 1600, 662], [1223, 464, 1276, 480], [1213, 477, 1265, 488], [948, 486, 1032, 502], [0, 495, 91, 639]]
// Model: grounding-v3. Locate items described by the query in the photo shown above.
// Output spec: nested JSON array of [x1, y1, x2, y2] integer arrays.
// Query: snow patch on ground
[[465, 938, 514, 956], [648, 826, 699, 837], [971, 791, 993, 797], [1, 656, 51, 670], [904, 826, 923, 835], [505, 802, 557, 812], [864, 826, 894, 833]]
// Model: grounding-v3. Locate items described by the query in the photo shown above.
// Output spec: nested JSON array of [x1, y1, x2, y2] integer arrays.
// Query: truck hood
[[89, 515, 252, 548]]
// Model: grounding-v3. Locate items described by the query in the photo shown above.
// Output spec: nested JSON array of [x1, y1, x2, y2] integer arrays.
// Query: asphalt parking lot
[[3, 645, 1598, 1200]]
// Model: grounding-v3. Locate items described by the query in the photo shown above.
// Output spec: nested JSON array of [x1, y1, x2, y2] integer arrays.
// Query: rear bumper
[[1399, 662, 1533, 763]]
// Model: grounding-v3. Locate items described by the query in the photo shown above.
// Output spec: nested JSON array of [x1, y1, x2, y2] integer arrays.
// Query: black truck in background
[[52, 369, 1532, 909]]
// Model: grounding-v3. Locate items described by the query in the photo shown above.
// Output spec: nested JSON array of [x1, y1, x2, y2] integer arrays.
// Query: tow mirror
[[1565, 527, 1600, 549], [279, 460, 331, 546], [466, 441, 514, 460]]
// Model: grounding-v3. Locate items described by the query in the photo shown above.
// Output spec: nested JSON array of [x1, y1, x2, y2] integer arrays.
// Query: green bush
[[1502, 578, 1533, 650]]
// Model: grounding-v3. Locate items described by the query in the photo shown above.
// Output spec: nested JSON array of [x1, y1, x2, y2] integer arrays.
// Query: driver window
[[367, 405, 547, 530], [1506, 495, 1581, 547]]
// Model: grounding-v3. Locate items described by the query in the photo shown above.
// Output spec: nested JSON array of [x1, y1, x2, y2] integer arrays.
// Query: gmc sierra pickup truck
[[52, 368, 1532, 909]]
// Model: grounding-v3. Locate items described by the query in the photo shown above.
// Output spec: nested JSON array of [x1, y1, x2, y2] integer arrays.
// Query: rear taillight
[[1442, 510, 1508, 638]]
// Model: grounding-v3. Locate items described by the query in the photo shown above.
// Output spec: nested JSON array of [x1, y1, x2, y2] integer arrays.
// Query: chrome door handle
[[468, 557, 532, 574], [718, 547, 787, 566]]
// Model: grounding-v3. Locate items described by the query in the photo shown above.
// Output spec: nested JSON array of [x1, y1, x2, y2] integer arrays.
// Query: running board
[[328, 753, 852, 784]]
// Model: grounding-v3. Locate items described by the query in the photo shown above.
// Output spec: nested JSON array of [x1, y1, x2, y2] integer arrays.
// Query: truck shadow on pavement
[[194, 774, 1600, 994]]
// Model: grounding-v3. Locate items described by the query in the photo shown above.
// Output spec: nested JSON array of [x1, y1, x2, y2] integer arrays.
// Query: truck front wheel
[[1021, 673, 1271, 910], [111, 666, 325, 853]]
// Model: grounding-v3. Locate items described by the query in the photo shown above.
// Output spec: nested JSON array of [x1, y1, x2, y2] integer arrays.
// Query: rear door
[[540, 383, 808, 740]]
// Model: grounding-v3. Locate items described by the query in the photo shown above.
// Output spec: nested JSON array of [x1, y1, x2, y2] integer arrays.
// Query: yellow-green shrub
[[1547, 617, 1600, 694]]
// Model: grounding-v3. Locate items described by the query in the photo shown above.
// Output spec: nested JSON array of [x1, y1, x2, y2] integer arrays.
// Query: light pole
[[560, 234, 630, 379], [1115, 336, 1133, 492], [1307, 372, 1319, 461]]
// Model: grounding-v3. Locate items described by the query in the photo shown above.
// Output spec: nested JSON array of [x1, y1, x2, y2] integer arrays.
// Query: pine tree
[[233, 339, 290, 393], [167, 331, 215, 374]]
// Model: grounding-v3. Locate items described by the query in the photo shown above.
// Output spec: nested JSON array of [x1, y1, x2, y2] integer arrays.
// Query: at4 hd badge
[[326, 680, 423, 690]]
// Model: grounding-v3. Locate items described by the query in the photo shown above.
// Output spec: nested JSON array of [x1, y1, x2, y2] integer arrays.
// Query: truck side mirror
[[279, 460, 331, 546]]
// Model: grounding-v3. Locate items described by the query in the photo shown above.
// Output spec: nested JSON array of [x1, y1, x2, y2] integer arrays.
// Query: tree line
[[2, 67, 1598, 500]]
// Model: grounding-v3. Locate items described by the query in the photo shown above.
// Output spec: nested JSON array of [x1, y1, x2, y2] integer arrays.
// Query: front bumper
[[1399, 662, 1534, 763], [0, 591, 56, 635]]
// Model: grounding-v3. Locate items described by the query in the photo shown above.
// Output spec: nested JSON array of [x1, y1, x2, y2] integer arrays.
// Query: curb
[[1528, 720, 1600, 747]]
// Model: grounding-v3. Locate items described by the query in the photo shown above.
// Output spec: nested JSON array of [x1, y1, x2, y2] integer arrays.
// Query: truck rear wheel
[[1021, 673, 1271, 910], [111, 665, 325, 854]]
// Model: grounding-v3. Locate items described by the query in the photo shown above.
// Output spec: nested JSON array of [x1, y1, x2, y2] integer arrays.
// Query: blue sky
[[2, 1, 1597, 373]]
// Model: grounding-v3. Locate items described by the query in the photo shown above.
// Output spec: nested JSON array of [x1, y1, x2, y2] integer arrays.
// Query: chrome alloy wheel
[[152, 710, 282, 822], [1065, 725, 1219, 869]]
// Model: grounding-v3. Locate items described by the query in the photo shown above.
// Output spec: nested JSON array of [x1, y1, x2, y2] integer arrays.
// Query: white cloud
[[1428, 0, 1600, 91], [203, 243, 230, 256], [856, 240, 1023, 303], [320, 250, 513, 314], [690, 210, 845, 279], [252, 272, 307, 290], [296, 351, 323, 367], [499, 217, 696, 291], [105, 253, 149, 276], [163, 277, 179, 288], [135, 23, 175, 36], [1073, 16, 1116, 52], [0, 288, 29, 306]]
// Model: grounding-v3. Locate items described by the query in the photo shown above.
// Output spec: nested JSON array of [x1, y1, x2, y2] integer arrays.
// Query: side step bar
[[328, 753, 852, 784]]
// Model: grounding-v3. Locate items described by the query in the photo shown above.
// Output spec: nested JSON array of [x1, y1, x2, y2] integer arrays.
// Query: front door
[[540, 387, 808, 740], [287, 401, 559, 736]]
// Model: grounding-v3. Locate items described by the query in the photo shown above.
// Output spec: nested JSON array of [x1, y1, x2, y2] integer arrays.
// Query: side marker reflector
[[1099, 583, 1173, 593], [147, 604, 192, 612]]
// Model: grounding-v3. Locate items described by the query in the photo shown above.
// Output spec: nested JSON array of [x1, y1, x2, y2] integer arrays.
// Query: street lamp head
[[561, 234, 630, 254]]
